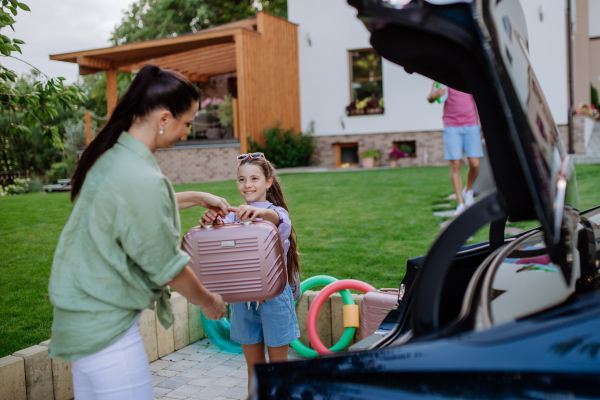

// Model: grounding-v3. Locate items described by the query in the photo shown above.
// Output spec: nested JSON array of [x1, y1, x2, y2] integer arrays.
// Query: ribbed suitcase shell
[[360, 288, 400, 339], [181, 221, 287, 303]]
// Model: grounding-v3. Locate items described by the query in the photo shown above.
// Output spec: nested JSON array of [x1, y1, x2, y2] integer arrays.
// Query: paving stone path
[[152, 338, 303, 399], [436, 195, 523, 236]]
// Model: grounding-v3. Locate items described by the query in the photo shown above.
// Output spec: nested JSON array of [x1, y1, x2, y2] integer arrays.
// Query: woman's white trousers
[[71, 316, 153, 400]]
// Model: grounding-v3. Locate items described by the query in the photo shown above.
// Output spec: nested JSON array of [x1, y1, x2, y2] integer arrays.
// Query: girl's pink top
[[443, 87, 479, 127]]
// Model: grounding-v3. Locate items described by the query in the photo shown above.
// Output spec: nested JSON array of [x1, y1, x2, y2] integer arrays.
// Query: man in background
[[427, 84, 483, 215]]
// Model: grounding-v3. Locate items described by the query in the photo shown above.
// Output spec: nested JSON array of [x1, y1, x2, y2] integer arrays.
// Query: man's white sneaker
[[463, 188, 475, 206], [454, 203, 465, 215]]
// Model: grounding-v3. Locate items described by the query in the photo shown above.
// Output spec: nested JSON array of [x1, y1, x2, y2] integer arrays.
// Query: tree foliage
[[111, 0, 287, 45], [0, 0, 87, 153]]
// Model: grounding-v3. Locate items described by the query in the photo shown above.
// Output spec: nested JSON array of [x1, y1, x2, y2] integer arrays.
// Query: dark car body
[[252, 1, 600, 398]]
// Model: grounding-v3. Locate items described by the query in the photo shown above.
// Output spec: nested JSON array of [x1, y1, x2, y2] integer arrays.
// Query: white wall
[[288, 0, 569, 135], [589, 0, 600, 37], [521, 0, 568, 124]]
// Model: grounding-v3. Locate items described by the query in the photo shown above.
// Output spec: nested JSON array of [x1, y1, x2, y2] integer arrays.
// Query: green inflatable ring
[[291, 275, 356, 358]]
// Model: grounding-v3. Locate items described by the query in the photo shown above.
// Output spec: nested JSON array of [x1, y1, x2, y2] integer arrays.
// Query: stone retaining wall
[[0, 290, 365, 399], [154, 144, 240, 185]]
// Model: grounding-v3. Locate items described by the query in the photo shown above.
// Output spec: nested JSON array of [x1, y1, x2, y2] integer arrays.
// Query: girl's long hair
[[70, 65, 199, 201], [239, 157, 301, 284]]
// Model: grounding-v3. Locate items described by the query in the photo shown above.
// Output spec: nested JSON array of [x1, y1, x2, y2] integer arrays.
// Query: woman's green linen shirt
[[48, 132, 190, 362]]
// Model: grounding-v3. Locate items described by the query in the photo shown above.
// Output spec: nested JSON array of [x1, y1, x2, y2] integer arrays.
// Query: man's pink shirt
[[443, 87, 479, 127]]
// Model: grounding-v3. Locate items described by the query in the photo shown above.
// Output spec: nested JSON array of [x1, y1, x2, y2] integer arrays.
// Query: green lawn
[[2, 164, 600, 357]]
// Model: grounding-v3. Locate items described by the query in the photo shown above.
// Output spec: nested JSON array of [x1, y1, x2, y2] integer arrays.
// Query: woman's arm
[[168, 266, 228, 320], [176, 191, 230, 213]]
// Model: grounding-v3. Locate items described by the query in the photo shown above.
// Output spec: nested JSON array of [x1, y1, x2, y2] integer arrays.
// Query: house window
[[347, 49, 384, 116], [334, 143, 359, 167], [393, 141, 417, 158]]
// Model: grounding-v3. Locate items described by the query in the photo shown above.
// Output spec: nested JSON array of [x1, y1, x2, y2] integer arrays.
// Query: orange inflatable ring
[[307, 279, 375, 355]]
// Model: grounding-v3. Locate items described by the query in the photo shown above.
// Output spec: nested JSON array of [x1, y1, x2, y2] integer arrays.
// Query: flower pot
[[390, 160, 397, 168], [362, 157, 375, 169]]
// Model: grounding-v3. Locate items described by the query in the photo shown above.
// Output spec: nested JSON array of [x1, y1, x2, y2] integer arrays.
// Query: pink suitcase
[[181, 220, 288, 303], [360, 288, 402, 339]]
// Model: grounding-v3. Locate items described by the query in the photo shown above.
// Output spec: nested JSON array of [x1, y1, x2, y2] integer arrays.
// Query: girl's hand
[[200, 209, 224, 226], [235, 205, 266, 221], [200, 293, 228, 321]]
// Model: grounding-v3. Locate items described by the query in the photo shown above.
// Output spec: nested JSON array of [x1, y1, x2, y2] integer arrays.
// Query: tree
[[0, 71, 84, 173], [0, 0, 86, 152], [111, 0, 287, 45]]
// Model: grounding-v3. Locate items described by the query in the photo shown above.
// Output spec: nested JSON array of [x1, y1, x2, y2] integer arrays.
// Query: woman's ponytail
[[70, 65, 198, 201]]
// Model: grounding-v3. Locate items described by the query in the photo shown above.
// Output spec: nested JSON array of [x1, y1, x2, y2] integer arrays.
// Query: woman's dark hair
[[239, 157, 301, 285], [70, 65, 199, 201]]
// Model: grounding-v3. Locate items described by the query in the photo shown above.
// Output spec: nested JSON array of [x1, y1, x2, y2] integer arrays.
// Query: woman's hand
[[200, 209, 224, 226], [197, 193, 230, 215], [200, 293, 228, 321], [176, 191, 230, 215], [167, 266, 228, 320]]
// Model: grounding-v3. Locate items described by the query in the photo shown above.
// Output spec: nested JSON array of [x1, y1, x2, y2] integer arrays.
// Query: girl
[[200, 152, 301, 386], [48, 65, 229, 400]]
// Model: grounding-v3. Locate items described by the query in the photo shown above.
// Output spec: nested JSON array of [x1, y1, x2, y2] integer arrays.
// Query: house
[[51, 1, 599, 183], [288, 0, 598, 169], [50, 13, 300, 184]]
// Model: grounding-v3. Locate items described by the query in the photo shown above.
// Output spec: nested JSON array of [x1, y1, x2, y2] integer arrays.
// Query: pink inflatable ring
[[307, 279, 375, 355]]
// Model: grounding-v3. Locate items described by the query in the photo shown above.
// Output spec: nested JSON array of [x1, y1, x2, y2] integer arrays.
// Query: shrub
[[61, 119, 86, 166], [358, 148, 383, 159], [43, 162, 70, 184], [592, 84, 600, 109], [28, 179, 43, 193], [216, 95, 233, 127], [248, 122, 316, 169]]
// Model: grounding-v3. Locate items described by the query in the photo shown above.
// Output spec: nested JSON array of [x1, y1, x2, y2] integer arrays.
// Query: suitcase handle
[[201, 220, 254, 229]]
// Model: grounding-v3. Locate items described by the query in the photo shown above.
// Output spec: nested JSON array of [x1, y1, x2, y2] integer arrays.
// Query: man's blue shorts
[[443, 125, 483, 160], [230, 283, 300, 347]]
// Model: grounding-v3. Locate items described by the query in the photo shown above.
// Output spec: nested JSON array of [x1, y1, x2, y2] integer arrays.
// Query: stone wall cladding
[[154, 146, 240, 185], [312, 120, 586, 170], [312, 130, 447, 169]]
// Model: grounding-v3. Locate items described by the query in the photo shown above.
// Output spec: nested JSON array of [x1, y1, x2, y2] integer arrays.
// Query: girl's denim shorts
[[230, 283, 300, 347]]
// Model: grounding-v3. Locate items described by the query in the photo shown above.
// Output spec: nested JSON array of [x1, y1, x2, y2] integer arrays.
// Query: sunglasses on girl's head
[[237, 152, 265, 165]]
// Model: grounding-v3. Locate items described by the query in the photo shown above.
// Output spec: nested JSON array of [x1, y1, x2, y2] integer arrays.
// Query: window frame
[[347, 48, 384, 116]]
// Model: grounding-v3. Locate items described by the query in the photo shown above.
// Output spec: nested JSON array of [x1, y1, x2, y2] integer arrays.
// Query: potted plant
[[346, 97, 385, 116], [358, 148, 383, 169], [388, 148, 406, 167]]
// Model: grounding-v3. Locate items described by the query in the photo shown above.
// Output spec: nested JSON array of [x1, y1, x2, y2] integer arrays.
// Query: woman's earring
[[159, 129, 164, 135]]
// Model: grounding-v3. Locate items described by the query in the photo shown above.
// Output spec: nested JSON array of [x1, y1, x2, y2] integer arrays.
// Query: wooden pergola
[[50, 12, 300, 152]]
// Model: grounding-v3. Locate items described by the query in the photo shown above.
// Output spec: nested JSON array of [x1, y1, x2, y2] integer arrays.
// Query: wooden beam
[[79, 66, 103, 76], [50, 28, 251, 64], [175, 54, 236, 72], [233, 98, 239, 139], [76, 56, 112, 69], [85, 111, 92, 145], [106, 68, 118, 114]]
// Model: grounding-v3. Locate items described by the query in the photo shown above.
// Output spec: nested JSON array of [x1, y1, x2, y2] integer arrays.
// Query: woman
[[48, 65, 229, 400]]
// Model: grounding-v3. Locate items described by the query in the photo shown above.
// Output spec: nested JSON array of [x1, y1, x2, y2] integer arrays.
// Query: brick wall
[[200, 72, 236, 104], [154, 145, 240, 185], [312, 130, 447, 169]]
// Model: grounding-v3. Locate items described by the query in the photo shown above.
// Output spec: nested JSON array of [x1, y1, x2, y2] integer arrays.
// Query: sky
[[1, 0, 136, 83]]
